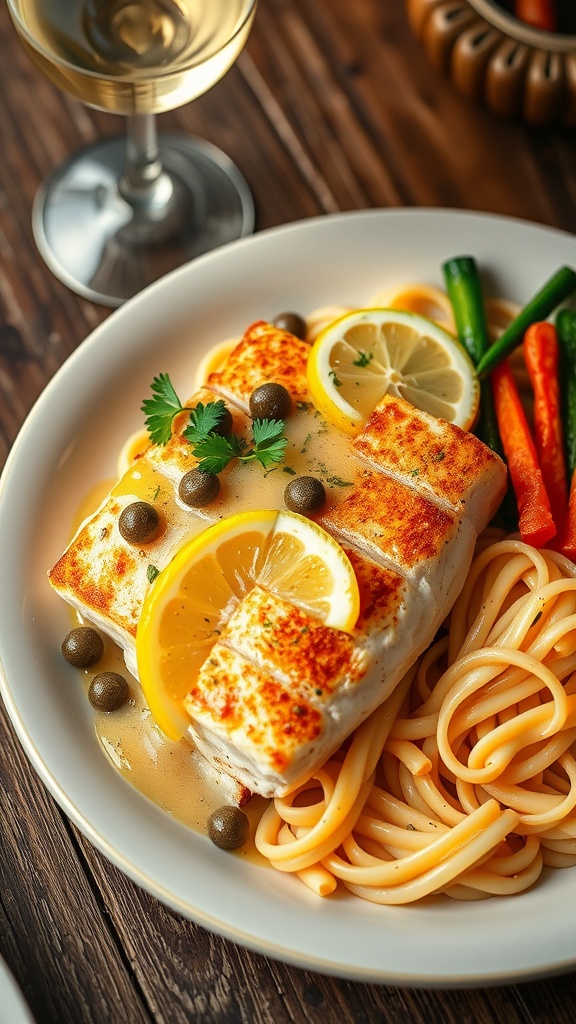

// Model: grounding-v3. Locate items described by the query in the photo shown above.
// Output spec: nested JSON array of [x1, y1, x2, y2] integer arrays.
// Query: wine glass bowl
[[7, 0, 258, 306]]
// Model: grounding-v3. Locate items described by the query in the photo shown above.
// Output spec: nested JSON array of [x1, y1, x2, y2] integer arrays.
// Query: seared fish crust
[[49, 321, 507, 798]]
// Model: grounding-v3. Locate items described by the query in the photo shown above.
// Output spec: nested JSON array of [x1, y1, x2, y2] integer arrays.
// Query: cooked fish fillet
[[353, 394, 505, 532], [49, 320, 507, 798]]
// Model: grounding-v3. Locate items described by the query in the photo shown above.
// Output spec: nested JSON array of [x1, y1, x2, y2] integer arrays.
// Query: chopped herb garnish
[[353, 350, 373, 367], [301, 432, 313, 454], [283, 466, 297, 475], [329, 369, 343, 387], [146, 564, 160, 584], [296, 400, 311, 411], [326, 475, 354, 487]]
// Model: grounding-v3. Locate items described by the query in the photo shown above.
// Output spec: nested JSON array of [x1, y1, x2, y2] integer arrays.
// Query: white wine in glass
[[7, 0, 258, 306]]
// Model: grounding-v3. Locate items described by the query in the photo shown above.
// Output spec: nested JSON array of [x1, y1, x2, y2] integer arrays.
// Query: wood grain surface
[[2, 1, 576, 1021]]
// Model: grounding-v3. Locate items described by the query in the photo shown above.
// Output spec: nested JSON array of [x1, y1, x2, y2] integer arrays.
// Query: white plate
[[2, 209, 576, 988], [0, 957, 34, 1024]]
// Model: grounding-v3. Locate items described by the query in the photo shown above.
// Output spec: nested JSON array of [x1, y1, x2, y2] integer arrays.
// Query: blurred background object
[[6, 0, 258, 305], [407, 0, 576, 125]]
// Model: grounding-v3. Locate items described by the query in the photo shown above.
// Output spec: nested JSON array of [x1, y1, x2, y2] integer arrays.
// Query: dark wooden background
[[2, 1, 576, 1021]]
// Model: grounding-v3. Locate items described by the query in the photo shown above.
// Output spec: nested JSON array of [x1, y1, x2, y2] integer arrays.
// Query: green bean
[[443, 256, 491, 365], [476, 266, 576, 379], [557, 309, 576, 478], [442, 255, 517, 529]]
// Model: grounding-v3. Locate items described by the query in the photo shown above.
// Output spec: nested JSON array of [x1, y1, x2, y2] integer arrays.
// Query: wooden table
[[2, 2, 576, 1021]]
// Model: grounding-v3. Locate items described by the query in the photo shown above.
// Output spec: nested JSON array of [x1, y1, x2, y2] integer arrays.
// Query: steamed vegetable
[[476, 266, 576, 379], [556, 309, 576, 557], [523, 322, 568, 536], [443, 255, 516, 527], [491, 359, 556, 547]]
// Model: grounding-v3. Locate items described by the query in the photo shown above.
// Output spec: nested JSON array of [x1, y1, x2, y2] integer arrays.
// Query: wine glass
[[6, 0, 258, 307]]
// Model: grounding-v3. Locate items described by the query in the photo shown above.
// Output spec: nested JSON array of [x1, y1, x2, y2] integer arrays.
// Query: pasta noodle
[[254, 538, 576, 902]]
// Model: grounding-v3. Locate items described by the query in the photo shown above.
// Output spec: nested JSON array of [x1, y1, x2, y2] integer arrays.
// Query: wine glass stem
[[120, 113, 172, 213]]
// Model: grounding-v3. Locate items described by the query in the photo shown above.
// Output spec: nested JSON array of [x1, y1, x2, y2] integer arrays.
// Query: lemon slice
[[307, 308, 480, 436], [136, 509, 360, 739]]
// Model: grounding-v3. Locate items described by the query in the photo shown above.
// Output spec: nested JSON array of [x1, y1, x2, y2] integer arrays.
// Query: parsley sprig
[[188, 417, 287, 474], [141, 373, 193, 445], [142, 374, 287, 474], [183, 399, 229, 443]]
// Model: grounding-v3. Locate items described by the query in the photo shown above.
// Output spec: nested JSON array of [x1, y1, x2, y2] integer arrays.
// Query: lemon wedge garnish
[[136, 509, 360, 740], [307, 308, 480, 436]]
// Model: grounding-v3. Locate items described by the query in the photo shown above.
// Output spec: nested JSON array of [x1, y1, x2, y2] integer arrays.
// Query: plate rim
[[2, 206, 576, 988]]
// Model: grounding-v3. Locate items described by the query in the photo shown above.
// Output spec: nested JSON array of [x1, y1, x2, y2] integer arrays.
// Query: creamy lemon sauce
[[73, 602, 268, 859], [113, 403, 363, 518], [68, 397, 361, 856], [218, 402, 364, 511]]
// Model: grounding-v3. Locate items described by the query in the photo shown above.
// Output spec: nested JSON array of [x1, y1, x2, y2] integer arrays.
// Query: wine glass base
[[32, 133, 255, 307]]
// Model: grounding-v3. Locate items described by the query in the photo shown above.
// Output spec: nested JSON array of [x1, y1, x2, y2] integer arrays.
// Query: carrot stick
[[562, 470, 576, 561], [491, 359, 556, 547], [523, 322, 568, 540]]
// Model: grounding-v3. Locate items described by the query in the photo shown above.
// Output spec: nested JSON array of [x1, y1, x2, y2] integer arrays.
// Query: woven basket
[[407, 0, 576, 125]]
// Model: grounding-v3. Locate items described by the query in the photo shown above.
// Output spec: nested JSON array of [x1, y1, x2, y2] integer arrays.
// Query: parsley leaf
[[144, 380, 288, 475], [192, 432, 246, 474], [183, 400, 228, 443], [142, 373, 190, 446], [189, 416, 287, 473], [245, 419, 287, 468]]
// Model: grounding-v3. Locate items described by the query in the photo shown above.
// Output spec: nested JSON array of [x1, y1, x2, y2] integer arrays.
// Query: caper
[[118, 501, 159, 545], [212, 404, 234, 437], [61, 626, 104, 668], [249, 382, 291, 421], [88, 672, 129, 712], [273, 312, 307, 340], [179, 468, 220, 507], [207, 805, 250, 850], [284, 476, 326, 514]]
